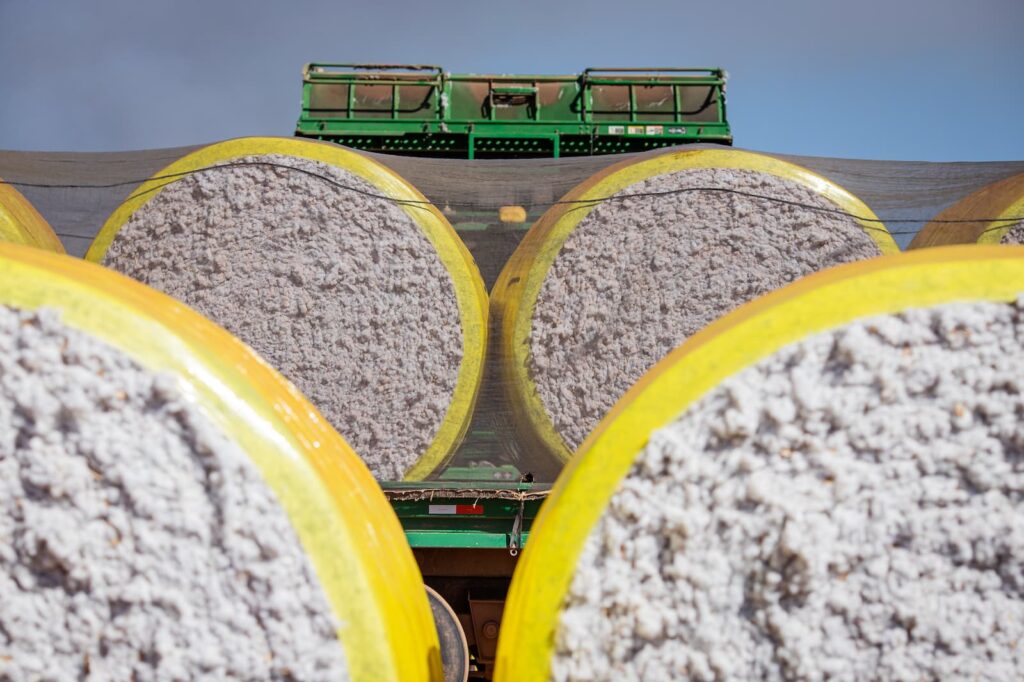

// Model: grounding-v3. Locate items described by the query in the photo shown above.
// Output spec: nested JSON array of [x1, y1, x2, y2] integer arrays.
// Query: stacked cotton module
[[0, 305, 346, 680], [0, 178, 64, 252], [909, 171, 1024, 248], [551, 298, 1024, 681], [532, 168, 884, 451], [99, 146, 484, 481], [1000, 222, 1024, 243], [500, 152, 894, 460]]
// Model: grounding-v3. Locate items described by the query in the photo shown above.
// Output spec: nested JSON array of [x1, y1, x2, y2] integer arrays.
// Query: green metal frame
[[384, 482, 545, 552], [295, 64, 731, 158]]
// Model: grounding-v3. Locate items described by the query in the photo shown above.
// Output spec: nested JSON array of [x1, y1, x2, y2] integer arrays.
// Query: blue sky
[[1, 0, 1021, 160]]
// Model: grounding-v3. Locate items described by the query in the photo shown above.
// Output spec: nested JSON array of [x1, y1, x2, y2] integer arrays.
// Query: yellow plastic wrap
[[0, 243, 442, 682], [909, 172, 1024, 248], [85, 137, 488, 481], [0, 180, 64, 252], [494, 245, 1024, 681], [492, 148, 900, 466]]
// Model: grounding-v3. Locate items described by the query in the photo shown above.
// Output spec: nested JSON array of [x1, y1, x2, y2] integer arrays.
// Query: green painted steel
[[385, 491, 545, 550], [295, 64, 732, 158]]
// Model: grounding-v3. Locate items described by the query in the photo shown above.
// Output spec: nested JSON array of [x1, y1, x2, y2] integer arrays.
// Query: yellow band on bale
[[0, 180, 64, 252], [909, 172, 1024, 248], [85, 136, 488, 481], [494, 245, 1024, 682], [492, 148, 900, 466], [0, 243, 442, 682]]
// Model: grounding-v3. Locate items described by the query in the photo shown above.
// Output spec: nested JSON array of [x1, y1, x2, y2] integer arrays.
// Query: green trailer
[[295, 64, 731, 158], [383, 472, 547, 680]]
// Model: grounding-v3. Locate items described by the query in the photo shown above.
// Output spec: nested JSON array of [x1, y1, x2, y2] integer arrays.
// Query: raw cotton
[[999, 220, 1024, 244], [530, 168, 882, 451], [103, 154, 463, 480], [553, 300, 1024, 681], [0, 306, 347, 681]]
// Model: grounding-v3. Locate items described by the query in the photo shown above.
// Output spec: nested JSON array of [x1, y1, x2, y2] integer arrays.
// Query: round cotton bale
[[0, 243, 441, 682], [909, 172, 1024, 248], [492, 149, 898, 465], [496, 246, 1024, 681], [0, 179, 64, 252], [87, 137, 487, 481]]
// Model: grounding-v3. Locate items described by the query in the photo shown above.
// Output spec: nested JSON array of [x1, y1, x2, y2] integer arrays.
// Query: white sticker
[[627, 126, 644, 135], [646, 125, 664, 135], [607, 125, 625, 135], [428, 504, 457, 515]]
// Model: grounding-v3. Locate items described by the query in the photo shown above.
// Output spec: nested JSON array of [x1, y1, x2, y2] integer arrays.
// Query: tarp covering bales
[[2, 140, 1024, 490]]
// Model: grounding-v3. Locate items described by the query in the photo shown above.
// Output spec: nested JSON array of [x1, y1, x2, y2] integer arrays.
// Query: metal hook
[[509, 499, 525, 557]]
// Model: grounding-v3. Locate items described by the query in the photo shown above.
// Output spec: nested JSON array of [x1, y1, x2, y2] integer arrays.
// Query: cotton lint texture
[[102, 154, 463, 480], [999, 220, 1024, 244], [530, 168, 882, 451], [553, 300, 1024, 681], [0, 306, 347, 681]]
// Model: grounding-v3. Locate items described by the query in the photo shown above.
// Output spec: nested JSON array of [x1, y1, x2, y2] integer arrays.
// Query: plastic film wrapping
[[492, 148, 900, 466], [909, 172, 1024, 247], [0, 243, 442, 682], [0, 179, 64, 252], [495, 245, 1024, 681], [85, 137, 488, 482]]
